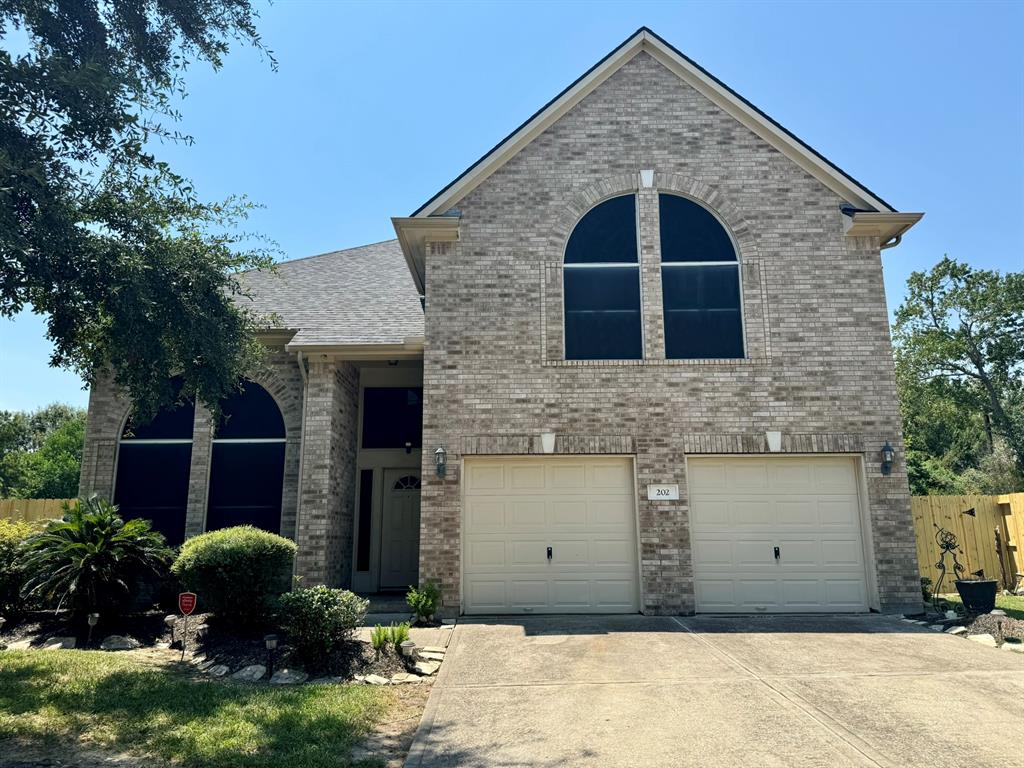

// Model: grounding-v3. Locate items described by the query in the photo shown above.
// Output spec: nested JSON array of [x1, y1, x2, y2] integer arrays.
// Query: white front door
[[463, 456, 640, 614], [379, 469, 421, 591], [689, 456, 869, 613]]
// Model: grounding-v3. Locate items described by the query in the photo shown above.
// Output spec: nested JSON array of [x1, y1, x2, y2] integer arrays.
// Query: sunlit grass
[[0, 650, 393, 767]]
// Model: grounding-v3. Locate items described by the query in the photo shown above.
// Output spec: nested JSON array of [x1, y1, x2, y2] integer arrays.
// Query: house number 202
[[647, 484, 679, 501]]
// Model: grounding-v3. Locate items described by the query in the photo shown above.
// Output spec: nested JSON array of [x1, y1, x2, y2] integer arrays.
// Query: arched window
[[659, 194, 744, 359], [114, 379, 194, 545], [563, 194, 643, 360], [206, 382, 286, 534]]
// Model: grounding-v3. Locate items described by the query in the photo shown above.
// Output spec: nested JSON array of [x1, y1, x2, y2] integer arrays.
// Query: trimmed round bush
[[278, 585, 368, 664], [171, 526, 296, 625]]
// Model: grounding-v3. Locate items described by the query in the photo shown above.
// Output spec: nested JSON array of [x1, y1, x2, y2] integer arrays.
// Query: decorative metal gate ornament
[[931, 524, 965, 612]]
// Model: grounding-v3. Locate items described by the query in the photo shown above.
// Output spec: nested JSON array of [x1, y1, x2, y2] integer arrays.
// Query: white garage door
[[689, 457, 869, 613], [463, 457, 639, 614]]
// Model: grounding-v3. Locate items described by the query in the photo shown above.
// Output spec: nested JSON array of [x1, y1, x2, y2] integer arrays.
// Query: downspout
[[292, 350, 309, 586]]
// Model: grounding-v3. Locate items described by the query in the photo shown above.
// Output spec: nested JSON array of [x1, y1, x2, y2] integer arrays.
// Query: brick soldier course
[[80, 28, 924, 615]]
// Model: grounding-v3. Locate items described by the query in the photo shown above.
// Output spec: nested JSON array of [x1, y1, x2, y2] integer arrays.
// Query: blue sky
[[2, 0, 1021, 411]]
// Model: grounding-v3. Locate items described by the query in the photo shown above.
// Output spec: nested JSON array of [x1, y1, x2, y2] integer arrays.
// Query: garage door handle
[[773, 546, 780, 560], [547, 546, 552, 561]]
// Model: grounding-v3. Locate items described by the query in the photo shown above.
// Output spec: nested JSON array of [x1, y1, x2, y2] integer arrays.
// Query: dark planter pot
[[954, 579, 998, 614]]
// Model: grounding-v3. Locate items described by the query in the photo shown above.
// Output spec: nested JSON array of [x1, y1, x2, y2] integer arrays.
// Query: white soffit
[[412, 28, 900, 218]]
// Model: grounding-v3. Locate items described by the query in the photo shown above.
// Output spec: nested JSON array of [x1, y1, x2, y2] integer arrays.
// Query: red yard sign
[[178, 592, 197, 616]]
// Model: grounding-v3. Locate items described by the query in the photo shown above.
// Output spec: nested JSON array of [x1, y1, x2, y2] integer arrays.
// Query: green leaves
[[895, 256, 1024, 492], [1, 1, 277, 421], [19, 495, 173, 614], [0, 404, 86, 498]]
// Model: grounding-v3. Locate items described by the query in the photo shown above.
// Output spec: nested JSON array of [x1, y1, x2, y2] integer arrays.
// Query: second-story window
[[563, 194, 643, 360], [659, 194, 744, 359]]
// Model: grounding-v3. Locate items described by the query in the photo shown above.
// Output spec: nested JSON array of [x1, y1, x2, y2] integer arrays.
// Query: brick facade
[[417, 51, 921, 615]]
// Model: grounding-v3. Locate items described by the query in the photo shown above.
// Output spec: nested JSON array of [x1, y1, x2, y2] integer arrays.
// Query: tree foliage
[[0, 403, 86, 498], [1, 0, 278, 421], [895, 257, 1024, 494]]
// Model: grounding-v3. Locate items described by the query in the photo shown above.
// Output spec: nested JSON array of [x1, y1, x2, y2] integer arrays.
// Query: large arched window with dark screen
[[659, 194, 744, 359], [114, 380, 194, 545], [205, 382, 286, 534], [563, 194, 643, 360]]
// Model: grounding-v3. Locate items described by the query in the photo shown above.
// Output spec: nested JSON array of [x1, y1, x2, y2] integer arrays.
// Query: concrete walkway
[[404, 614, 1024, 768]]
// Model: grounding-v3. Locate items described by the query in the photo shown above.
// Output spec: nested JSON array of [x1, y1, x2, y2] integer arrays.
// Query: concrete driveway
[[405, 614, 1024, 768]]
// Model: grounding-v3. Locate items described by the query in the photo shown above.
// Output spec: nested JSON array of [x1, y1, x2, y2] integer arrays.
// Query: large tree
[[0, 403, 86, 497], [1, 0, 276, 420], [894, 257, 1024, 490]]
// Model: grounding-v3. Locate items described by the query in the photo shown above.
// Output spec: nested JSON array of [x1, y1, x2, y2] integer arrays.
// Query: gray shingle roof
[[236, 239, 424, 347]]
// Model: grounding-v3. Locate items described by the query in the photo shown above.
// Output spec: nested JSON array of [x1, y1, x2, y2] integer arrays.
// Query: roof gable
[[412, 27, 897, 217]]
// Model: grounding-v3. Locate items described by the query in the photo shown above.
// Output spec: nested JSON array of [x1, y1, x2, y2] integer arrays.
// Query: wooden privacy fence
[[912, 493, 1024, 593], [0, 498, 75, 524]]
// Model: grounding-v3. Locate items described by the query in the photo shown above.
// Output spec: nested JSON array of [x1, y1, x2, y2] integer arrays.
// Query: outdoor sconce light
[[264, 633, 279, 677], [87, 612, 100, 646], [404, 441, 413, 455], [880, 442, 895, 475], [434, 446, 447, 478]]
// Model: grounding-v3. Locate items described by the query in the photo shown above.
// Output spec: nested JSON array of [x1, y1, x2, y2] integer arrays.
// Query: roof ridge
[[274, 238, 399, 268]]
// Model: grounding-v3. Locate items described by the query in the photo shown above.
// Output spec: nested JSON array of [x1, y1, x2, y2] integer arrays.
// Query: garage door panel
[[467, 464, 504, 491], [467, 540, 506, 568], [510, 580, 549, 607], [465, 499, 505, 530], [464, 457, 639, 614], [691, 457, 868, 613]]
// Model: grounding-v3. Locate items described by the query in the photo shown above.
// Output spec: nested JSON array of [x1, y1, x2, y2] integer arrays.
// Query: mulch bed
[[1, 610, 424, 680]]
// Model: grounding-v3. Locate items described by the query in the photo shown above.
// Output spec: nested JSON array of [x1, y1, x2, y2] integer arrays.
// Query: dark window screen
[[564, 195, 637, 264], [114, 443, 192, 545], [361, 388, 423, 449], [216, 382, 285, 439], [356, 469, 373, 572], [564, 266, 642, 360], [662, 264, 744, 359], [121, 378, 194, 440], [206, 443, 285, 534], [659, 194, 736, 263]]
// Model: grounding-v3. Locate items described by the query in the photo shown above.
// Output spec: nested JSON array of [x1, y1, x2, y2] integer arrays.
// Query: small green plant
[[278, 586, 367, 664], [407, 581, 441, 623], [20, 496, 172, 615], [171, 525, 296, 625], [391, 621, 410, 651], [370, 624, 389, 656], [0, 519, 34, 616], [921, 576, 933, 603]]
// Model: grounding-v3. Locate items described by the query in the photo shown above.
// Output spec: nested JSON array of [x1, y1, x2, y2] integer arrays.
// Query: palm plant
[[20, 496, 172, 615]]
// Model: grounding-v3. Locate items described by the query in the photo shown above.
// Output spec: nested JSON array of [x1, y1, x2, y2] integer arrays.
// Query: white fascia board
[[283, 340, 425, 360], [842, 211, 924, 241], [413, 28, 900, 219], [392, 216, 461, 295]]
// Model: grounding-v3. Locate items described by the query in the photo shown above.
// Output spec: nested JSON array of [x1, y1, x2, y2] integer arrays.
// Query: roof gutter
[[392, 216, 461, 295], [841, 207, 924, 247]]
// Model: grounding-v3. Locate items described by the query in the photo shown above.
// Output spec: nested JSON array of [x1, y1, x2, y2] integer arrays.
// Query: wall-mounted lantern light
[[434, 446, 447, 478], [880, 442, 895, 475]]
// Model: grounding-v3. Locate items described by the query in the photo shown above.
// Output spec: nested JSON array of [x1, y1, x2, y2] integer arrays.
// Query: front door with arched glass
[[379, 469, 421, 590]]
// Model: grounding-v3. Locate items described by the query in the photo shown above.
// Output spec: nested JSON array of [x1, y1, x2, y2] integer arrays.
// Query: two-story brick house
[[80, 28, 924, 616]]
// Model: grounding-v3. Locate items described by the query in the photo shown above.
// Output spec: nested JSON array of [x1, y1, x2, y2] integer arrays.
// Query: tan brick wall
[[418, 52, 920, 615]]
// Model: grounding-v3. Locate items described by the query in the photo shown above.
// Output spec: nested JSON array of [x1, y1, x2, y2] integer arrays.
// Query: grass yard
[[940, 593, 1024, 620], [0, 650, 394, 768]]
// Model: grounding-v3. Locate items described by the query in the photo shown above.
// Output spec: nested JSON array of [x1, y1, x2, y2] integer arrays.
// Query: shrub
[[20, 496, 172, 615], [920, 577, 933, 603], [278, 585, 367, 663], [171, 525, 295, 625], [370, 624, 389, 656], [0, 519, 34, 616], [391, 621, 410, 651], [407, 581, 441, 622]]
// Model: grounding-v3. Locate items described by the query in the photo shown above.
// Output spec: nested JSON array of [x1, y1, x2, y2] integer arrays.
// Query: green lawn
[[0, 650, 393, 768], [940, 593, 1024, 620]]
